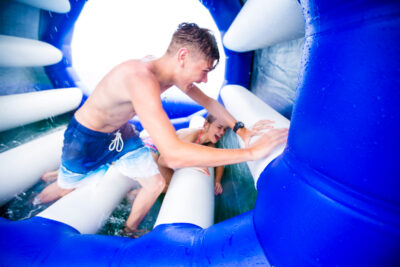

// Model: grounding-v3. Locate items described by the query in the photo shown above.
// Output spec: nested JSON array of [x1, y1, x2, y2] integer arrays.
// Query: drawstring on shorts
[[109, 130, 124, 152]]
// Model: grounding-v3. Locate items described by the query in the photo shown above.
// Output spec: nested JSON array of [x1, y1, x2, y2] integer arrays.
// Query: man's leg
[[33, 182, 74, 205], [124, 173, 166, 234], [157, 164, 174, 193], [41, 170, 59, 182], [150, 154, 173, 193]]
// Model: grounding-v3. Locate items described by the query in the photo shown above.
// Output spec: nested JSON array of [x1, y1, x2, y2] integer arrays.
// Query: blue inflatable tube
[[0, 211, 267, 266], [254, 0, 400, 265], [1, 0, 399, 266]]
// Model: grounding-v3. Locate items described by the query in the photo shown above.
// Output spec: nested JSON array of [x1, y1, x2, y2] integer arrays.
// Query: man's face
[[178, 52, 214, 92]]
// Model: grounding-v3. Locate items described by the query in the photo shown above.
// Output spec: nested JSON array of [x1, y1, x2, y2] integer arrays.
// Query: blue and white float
[[0, 0, 399, 266]]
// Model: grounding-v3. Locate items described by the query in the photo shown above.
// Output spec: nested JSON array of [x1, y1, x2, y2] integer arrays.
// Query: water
[[0, 180, 51, 221], [215, 129, 257, 223], [0, 127, 256, 235], [98, 190, 165, 237], [0, 112, 73, 153], [0, 113, 73, 220]]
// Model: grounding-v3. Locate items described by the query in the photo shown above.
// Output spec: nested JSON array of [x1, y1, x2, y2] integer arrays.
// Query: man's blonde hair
[[167, 23, 220, 69]]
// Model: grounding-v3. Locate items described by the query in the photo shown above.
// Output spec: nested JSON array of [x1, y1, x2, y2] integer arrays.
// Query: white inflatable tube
[[223, 0, 304, 52], [0, 35, 63, 67], [37, 166, 135, 234], [0, 88, 82, 132], [220, 85, 290, 186], [0, 128, 65, 206], [154, 167, 215, 229], [14, 0, 71, 13]]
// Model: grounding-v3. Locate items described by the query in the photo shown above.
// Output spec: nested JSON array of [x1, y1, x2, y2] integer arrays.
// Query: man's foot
[[32, 196, 43, 206], [121, 226, 150, 239], [32, 182, 74, 205]]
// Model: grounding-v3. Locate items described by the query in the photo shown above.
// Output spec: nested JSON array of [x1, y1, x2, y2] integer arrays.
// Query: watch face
[[234, 121, 244, 132]]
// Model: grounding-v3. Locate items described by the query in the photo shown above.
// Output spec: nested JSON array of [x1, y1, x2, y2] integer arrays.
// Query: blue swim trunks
[[57, 116, 160, 189]]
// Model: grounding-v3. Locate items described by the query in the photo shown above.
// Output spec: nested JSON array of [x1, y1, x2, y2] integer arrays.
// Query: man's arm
[[128, 75, 251, 168], [186, 85, 272, 146], [128, 76, 287, 169], [186, 85, 236, 129]]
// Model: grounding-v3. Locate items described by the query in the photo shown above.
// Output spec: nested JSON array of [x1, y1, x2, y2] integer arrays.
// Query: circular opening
[[71, 0, 226, 99]]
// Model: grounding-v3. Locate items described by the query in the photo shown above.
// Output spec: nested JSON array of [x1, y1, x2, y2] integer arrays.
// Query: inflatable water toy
[[14, 0, 71, 13], [0, 88, 82, 132], [1, 0, 399, 265], [221, 84, 290, 184], [0, 35, 62, 67], [223, 0, 304, 52], [155, 165, 215, 229], [0, 128, 65, 206]]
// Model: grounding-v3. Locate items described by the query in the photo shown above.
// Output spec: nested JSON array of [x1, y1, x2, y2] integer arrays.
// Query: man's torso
[[75, 59, 159, 133]]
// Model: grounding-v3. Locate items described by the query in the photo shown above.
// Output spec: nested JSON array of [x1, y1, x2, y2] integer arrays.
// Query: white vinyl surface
[[223, 0, 304, 52], [0, 88, 82, 132], [38, 166, 136, 234], [0, 128, 65, 206], [220, 85, 290, 186], [0, 35, 63, 67], [154, 167, 214, 229], [14, 0, 71, 13]]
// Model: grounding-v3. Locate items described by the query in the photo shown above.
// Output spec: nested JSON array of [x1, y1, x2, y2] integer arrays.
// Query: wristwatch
[[233, 121, 245, 133]]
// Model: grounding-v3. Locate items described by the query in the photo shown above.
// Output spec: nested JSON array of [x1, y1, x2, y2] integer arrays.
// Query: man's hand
[[249, 128, 289, 161], [121, 226, 149, 239], [236, 120, 275, 147]]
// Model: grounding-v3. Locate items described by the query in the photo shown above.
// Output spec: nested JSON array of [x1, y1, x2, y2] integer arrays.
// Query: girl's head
[[203, 114, 227, 144]]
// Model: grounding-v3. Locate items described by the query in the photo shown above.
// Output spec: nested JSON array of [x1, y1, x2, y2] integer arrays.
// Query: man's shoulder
[[118, 59, 151, 75], [117, 60, 158, 86]]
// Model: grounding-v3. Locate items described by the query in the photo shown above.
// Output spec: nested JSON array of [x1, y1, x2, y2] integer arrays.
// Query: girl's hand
[[214, 182, 223, 195]]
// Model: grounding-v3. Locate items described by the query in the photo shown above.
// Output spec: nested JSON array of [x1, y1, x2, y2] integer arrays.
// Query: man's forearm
[[161, 141, 254, 169], [203, 97, 237, 129]]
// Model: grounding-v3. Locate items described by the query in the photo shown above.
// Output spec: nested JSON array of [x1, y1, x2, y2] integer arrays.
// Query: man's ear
[[177, 48, 189, 67]]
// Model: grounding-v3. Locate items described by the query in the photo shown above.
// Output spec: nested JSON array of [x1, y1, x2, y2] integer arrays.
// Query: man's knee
[[145, 174, 166, 193]]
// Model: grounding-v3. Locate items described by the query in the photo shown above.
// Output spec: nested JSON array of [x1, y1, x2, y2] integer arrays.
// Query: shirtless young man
[[36, 23, 288, 235]]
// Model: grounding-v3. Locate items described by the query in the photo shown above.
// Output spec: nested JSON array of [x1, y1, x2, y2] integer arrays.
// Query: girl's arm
[[214, 165, 224, 195]]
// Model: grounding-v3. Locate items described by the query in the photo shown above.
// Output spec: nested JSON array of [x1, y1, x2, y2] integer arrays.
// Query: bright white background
[[71, 0, 225, 99]]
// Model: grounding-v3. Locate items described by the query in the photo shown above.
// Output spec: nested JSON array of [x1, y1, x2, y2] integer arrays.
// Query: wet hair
[[205, 113, 217, 124], [167, 22, 220, 69]]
